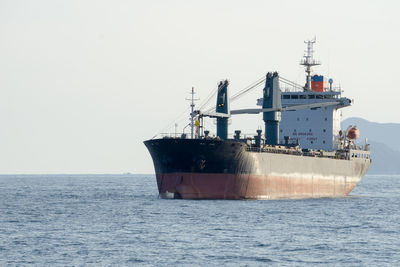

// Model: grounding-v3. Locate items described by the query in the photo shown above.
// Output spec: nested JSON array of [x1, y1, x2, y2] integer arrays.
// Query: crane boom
[[230, 100, 349, 115]]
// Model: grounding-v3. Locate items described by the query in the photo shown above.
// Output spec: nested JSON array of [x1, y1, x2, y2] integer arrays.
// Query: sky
[[1, 0, 399, 173]]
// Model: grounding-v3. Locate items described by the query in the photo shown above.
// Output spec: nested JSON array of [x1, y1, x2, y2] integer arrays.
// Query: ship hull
[[144, 139, 370, 199], [156, 173, 360, 199]]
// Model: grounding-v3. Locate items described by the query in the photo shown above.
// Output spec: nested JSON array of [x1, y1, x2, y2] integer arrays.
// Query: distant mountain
[[342, 117, 400, 174]]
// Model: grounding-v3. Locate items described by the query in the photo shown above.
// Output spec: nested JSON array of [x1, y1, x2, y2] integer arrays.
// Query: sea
[[0, 174, 399, 266]]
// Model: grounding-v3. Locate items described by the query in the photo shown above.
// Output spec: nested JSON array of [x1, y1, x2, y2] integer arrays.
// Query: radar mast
[[300, 38, 320, 91]]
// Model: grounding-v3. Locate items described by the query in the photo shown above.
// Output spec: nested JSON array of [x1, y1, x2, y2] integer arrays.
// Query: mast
[[186, 87, 199, 139], [300, 38, 320, 91]]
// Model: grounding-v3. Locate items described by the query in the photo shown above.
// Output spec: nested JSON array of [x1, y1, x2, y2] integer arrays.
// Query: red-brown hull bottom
[[156, 173, 359, 199]]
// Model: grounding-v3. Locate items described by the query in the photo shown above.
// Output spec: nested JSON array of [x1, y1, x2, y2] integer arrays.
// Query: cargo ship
[[144, 40, 371, 199]]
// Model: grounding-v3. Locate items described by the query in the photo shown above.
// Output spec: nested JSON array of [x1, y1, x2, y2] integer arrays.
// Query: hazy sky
[[1, 0, 399, 173]]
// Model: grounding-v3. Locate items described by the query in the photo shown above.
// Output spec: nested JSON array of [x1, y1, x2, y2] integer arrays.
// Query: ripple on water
[[0, 174, 399, 266]]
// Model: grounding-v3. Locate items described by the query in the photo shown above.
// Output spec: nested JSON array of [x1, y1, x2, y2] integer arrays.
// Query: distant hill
[[342, 117, 400, 174]]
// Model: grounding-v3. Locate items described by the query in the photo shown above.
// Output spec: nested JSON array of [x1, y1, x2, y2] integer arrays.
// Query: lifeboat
[[347, 126, 360, 140]]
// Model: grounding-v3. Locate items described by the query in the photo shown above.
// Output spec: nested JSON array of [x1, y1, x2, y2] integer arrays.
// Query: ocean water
[[0, 174, 399, 266]]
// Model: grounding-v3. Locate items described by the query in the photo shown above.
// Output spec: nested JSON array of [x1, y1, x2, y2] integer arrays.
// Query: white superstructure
[[280, 91, 349, 151]]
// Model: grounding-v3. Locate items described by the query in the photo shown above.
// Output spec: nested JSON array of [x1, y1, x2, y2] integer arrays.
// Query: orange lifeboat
[[347, 126, 360, 140]]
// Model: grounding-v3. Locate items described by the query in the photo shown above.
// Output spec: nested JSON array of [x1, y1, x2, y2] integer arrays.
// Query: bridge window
[[300, 95, 307, 99], [291, 95, 299, 99], [283, 95, 290, 99]]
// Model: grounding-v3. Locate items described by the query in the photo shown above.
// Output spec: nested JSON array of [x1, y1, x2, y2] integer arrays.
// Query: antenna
[[300, 37, 321, 91], [186, 87, 199, 139]]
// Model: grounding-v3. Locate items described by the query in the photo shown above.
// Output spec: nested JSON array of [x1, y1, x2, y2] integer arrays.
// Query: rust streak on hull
[[157, 173, 359, 200]]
